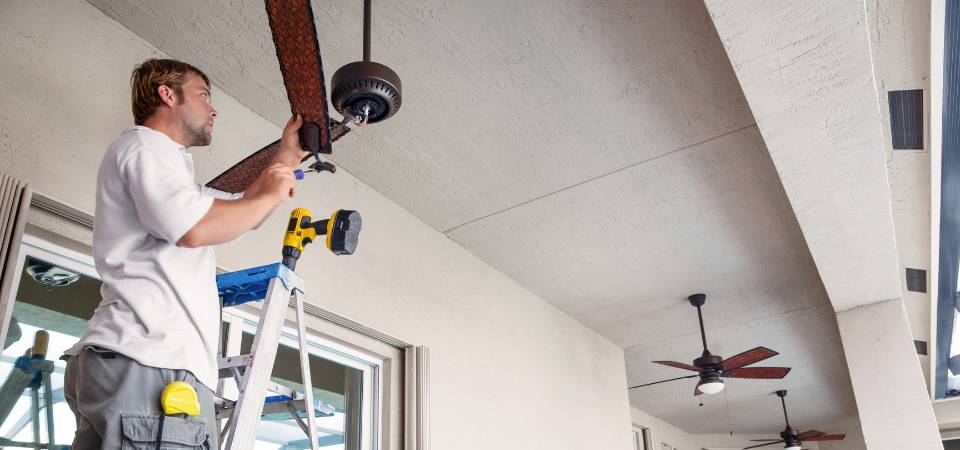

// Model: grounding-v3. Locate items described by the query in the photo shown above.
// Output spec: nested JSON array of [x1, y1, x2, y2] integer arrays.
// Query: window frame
[[930, 0, 960, 403], [0, 233, 98, 354], [222, 306, 386, 449]]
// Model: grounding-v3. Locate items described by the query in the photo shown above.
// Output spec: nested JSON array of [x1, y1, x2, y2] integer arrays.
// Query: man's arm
[[178, 115, 308, 248]]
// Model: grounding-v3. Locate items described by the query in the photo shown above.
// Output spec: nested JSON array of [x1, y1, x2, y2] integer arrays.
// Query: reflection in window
[[0, 255, 101, 446], [238, 331, 368, 449]]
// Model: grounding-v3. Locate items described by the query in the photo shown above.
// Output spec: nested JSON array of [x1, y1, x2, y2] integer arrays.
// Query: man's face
[[175, 72, 217, 147]]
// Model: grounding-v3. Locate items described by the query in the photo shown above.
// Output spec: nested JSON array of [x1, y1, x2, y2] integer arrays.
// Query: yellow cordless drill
[[281, 207, 363, 270]]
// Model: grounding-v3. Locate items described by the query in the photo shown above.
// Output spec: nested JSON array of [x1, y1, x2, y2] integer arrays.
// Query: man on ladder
[[61, 58, 308, 449]]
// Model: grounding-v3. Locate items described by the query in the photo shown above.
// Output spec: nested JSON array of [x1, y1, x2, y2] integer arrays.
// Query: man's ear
[[157, 85, 178, 107]]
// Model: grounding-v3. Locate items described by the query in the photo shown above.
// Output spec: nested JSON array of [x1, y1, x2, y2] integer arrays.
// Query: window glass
[[0, 254, 100, 446], [234, 328, 375, 450]]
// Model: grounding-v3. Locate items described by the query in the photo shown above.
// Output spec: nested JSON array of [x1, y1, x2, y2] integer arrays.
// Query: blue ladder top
[[216, 262, 302, 307]]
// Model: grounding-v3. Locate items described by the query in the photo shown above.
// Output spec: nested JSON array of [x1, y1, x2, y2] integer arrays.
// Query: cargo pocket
[[120, 413, 210, 449]]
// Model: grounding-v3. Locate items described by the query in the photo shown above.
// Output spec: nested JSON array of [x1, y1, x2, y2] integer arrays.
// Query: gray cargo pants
[[63, 346, 219, 449]]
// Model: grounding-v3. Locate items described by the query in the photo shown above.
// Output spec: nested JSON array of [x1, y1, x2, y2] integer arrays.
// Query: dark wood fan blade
[[796, 430, 826, 440], [804, 434, 845, 441], [206, 123, 351, 193], [722, 366, 791, 379], [654, 360, 701, 372], [750, 439, 784, 442], [743, 440, 783, 449], [721, 346, 778, 370], [628, 374, 699, 390], [208, 0, 347, 193], [206, 141, 279, 193], [265, 0, 332, 155]]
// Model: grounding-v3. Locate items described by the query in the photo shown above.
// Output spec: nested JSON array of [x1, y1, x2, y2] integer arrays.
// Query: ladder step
[[217, 263, 299, 307], [215, 397, 336, 421]]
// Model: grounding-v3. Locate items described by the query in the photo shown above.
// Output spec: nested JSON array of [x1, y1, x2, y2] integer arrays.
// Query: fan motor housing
[[331, 61, 402, 124], [693, 353, 722, 369]]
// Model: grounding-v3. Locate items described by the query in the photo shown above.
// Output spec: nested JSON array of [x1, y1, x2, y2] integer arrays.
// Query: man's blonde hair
[[130, 59, 210, 125]]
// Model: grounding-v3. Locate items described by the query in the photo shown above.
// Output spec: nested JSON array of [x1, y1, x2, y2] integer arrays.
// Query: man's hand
[[177, 163, 296, 248], [246, 163, 297, 203], [176, 115, 309, 248], [273, 114, 310, 168]]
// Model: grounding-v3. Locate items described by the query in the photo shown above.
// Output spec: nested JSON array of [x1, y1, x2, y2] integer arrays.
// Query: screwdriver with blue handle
[[293, 159, 336, 181]]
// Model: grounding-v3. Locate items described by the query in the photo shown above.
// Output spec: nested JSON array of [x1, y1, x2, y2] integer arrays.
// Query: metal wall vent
[[888, 89, 924, 149], [906, 268, 927, 293], [916, 340, 928, 356]]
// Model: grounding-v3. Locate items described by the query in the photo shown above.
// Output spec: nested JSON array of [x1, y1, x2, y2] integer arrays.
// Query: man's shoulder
[[107, 127, 178, 163]]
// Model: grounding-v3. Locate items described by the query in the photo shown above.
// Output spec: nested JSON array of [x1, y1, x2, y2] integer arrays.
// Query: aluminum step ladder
[[214, 262, 324, 450]]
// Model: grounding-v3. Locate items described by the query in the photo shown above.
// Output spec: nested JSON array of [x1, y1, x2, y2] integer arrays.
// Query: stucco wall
[[0, 2, 635, 449]]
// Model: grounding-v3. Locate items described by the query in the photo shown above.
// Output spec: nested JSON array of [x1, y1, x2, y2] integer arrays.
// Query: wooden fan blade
[[721, 346, 778, 370], [654, 360, 701, 372], [796, 430, 826, 440], [206, 123, 350, 193], [804, 434, 845, 441], [742, 440, 783, 449], [628, 374, 699, 389], [750, 439, 784, 442], [722, 366, 791, 379], [265, 0, 332, 155], [208, 0, 346, 193], [206, 141, 279, 193]]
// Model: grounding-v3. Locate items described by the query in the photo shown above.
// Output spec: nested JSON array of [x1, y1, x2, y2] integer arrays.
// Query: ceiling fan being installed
[[206, 0, 401, 192], [743, 390, 845, 450], [629, 294, 791, 395]]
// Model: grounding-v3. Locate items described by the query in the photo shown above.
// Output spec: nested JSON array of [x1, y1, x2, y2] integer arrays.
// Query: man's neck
[[142, 114, 189, 147]]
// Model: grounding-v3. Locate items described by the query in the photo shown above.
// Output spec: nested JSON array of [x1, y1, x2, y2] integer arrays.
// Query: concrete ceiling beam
[[702, 0, 902, 313]]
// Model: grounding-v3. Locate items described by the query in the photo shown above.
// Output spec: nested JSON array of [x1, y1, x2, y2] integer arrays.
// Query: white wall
[[0, 2, 635, 449], [631, 407, 701, 450], [866, 0, 933, 386], [836, 299, 942, 449]]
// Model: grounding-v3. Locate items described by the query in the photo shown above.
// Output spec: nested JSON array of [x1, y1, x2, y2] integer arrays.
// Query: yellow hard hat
[[160, 381, 200, 416]]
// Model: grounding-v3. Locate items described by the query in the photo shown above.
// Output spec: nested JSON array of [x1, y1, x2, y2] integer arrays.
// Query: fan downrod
[[330, 0, 402, 124]]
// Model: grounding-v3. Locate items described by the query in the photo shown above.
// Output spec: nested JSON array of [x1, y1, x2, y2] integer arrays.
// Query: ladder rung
[[215, 397, 336, 421]]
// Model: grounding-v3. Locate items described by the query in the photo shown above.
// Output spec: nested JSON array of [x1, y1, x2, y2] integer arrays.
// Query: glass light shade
[[698, 380, 724, 394]]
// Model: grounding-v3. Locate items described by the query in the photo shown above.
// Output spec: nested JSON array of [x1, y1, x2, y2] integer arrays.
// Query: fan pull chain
[[723, 388, 734, 436]]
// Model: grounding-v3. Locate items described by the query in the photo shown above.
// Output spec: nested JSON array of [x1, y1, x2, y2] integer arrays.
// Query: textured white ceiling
[[86, 0, 856, 435]]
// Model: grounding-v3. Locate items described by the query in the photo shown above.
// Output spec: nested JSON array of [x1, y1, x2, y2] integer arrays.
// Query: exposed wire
[[353, 104, 371, 128]]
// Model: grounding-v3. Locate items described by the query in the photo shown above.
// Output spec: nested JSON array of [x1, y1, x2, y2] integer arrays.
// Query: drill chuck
[[282, 246, 301, 270]]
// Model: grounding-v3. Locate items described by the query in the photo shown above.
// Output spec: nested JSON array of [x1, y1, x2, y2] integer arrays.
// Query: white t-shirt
[[66, 126, 240, 390]]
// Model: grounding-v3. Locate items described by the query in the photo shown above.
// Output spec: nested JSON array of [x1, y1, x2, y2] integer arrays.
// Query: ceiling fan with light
[[743, 390, 845, 450], [628, 294, 791, 396]]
